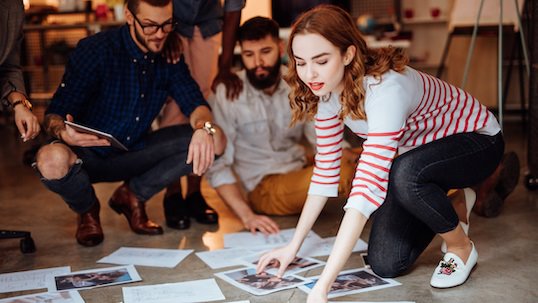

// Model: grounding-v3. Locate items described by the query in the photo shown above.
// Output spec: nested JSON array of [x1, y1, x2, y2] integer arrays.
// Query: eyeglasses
[[130, 10, 176, 35]]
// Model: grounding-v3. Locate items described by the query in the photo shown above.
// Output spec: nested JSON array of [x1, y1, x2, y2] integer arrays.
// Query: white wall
[[241, 0, 271, 24]]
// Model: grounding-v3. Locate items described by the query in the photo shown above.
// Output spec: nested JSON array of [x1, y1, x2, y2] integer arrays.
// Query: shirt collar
[[121, 25, 157, 62]]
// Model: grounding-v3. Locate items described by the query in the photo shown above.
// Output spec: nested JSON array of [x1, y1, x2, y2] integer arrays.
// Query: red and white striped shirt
[[309, 67, 501, 218]]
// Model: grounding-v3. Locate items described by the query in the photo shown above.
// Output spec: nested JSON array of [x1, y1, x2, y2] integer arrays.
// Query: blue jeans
[[38, 125, 194, 214], [367, 131, 504, 278]]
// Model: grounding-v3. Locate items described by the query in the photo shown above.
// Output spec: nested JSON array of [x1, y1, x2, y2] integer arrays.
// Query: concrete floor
[[0, 120, 537, 303]]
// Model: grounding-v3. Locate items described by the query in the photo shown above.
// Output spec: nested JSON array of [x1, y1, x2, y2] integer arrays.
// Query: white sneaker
[[441, 188, 476, 253], [431, 241, 478, 288]]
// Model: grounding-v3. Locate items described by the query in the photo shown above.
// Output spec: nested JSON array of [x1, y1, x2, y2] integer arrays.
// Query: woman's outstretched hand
[[256, 244, 298, 278]]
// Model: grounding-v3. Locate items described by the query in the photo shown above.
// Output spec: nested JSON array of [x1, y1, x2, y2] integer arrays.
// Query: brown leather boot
[[76, 202, 104, 247], [108, 183, 163, 235], [473, 152, 520, 217]]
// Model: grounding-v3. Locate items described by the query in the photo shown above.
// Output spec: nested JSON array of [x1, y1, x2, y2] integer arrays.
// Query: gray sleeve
[[223, 0, 245, 12], [0, 2, 26, 103]]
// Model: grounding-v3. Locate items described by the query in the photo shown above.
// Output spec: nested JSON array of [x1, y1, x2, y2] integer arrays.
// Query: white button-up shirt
[[206, 68, 315, 192]]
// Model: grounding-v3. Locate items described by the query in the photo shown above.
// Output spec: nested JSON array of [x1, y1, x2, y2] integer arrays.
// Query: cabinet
[[350, 0, 454, 74], [400, 0, 454, 73]]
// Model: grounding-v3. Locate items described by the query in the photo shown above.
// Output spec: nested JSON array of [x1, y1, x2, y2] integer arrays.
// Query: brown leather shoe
[[76, 202, 104, 247], [473, 152, 520, 217], [108, 183, 163, 235]]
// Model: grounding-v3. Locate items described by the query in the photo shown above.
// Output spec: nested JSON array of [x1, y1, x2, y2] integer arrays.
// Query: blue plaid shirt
[[47, 25, 209, 156]]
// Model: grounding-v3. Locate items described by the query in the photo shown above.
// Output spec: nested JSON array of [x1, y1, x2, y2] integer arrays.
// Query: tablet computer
[[64, 121, 129, 151]]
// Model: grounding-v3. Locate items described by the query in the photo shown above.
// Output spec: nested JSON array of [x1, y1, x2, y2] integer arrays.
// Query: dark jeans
[[38, 125, 194, 214], [368, 131, 504, 278]]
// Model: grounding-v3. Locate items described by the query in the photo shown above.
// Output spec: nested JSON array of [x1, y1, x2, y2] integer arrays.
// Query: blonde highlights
[[286, 5, 408, 124]]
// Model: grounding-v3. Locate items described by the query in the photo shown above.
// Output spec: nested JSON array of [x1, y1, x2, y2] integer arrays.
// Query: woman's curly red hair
[[286, 4, 409, 124]]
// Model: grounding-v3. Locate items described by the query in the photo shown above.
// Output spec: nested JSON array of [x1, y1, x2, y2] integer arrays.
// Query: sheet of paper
[[329, 302, 415, 303], [226, 301, 250, 303], [299, 237, 368, 257], [299, 268, 401, 299], [224, 228, 322, 249], [195, 248, 258, 269], [48, 265, 141, 292], [0, 266, 70, 293], [215, 267, 310, 296], [0, 291, 84, 303], [122, 278, 225, 303], [97, 247, 193, 268]]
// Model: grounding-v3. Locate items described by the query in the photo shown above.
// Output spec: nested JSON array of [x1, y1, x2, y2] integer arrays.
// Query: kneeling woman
[[257, 4, 503, 302]]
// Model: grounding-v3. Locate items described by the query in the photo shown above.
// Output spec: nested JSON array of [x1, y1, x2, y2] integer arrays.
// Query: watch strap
[[12, 99, 33, 111]]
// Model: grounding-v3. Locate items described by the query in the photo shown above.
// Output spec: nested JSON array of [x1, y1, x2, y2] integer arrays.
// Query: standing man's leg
[[160, 27, 221, 230]]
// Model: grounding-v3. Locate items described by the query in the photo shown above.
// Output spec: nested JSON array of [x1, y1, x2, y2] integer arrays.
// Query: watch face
[[203, 121, 216, 135]]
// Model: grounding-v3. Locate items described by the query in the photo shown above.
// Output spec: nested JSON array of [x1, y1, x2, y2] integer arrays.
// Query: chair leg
[[0, 230, 37, 253]]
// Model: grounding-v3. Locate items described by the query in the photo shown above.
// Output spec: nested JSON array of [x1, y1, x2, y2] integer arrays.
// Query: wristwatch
[[12, 99, 33, 111], [200, 121, 217, 136]]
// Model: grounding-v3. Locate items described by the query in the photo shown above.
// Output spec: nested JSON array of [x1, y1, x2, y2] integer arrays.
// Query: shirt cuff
[[342, 197, 379, 219]]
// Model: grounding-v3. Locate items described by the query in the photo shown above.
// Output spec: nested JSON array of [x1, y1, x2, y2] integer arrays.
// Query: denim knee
[[38, 159, 98, 214], [369, 254, 410, 278]]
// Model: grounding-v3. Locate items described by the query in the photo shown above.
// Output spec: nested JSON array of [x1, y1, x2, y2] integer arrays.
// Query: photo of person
[[240, 254, 324, 275], [215, 267, 309, 295], [0, 291, 84, 303], [49, 265, 141, 292], [299, 268, 401, 299]]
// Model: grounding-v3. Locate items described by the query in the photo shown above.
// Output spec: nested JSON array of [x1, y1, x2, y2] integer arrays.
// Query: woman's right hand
[[256, 244, 298, 278]]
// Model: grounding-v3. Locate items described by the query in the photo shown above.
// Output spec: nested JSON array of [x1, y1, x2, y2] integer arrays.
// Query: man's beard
[[133, 25, 162, 54], [245, 60, 281, 90]]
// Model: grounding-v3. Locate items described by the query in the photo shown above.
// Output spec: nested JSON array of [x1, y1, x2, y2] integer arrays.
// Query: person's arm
[[44, 113, 110, 147], [187, 105, 226, 175], [6, 91, 40, 141], [215, 183, 279, 234], [258, 107, 345, 276], [307, 209, 367, 302], [43, 37, 110, 147], [307, 79, 411, 302], [257, 194, 328, 276], [210, 1, 243, 99], [0, 2, 40, 141]]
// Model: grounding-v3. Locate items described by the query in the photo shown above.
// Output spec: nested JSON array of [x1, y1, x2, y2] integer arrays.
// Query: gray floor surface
[[1, 120, 536, 303]]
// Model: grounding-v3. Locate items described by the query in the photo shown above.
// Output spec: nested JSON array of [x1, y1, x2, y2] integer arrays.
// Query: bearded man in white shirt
[[205, 17, 357, 234]]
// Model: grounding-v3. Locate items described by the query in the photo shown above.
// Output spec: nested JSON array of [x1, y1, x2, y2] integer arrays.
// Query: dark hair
[[238, 16, 280, 43], [125, 0, 171, 14]]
